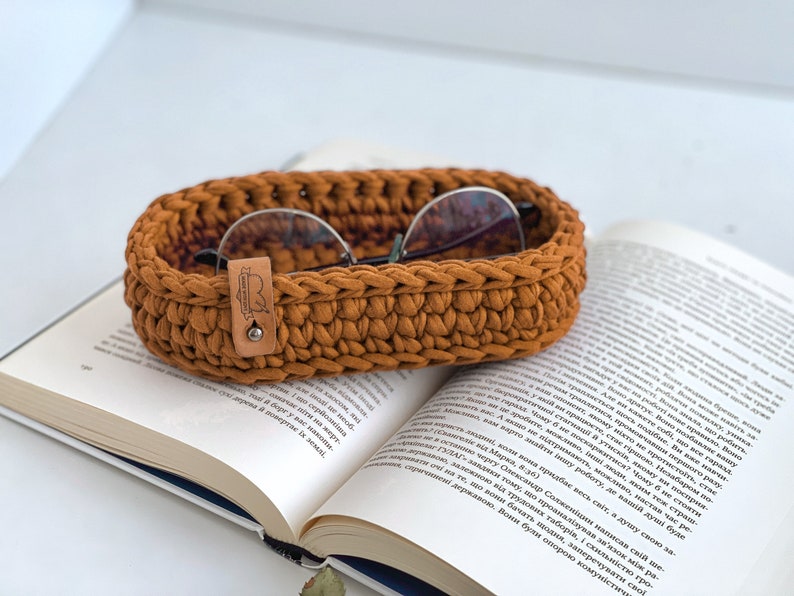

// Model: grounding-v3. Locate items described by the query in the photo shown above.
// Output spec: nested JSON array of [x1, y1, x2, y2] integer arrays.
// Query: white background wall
[[168, 0, 794, 90], [3, 0, 793, 181]]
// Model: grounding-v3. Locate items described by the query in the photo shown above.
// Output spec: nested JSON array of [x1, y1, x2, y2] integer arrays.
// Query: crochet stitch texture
[[124, 168, 587, 384]]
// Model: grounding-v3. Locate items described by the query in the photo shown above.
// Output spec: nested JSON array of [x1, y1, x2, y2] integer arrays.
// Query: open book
[[2, 158, 793, 595]]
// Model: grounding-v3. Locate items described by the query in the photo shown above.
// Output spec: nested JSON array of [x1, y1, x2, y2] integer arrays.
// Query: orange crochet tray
[[124, 168, 587, 384]]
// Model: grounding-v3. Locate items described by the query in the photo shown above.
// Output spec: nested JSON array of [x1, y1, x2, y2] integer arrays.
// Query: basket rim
[[125, 168, 586, 305]]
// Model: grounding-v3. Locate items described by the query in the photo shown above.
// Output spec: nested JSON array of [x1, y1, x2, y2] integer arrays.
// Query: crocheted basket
[[124, 168, 586, 384]]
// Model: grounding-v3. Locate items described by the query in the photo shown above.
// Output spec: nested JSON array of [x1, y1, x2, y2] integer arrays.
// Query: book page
[[0, 281, 453, 543], [304, 221, 794, 595]]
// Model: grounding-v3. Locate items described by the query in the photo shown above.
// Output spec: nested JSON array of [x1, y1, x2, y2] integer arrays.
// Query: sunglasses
[[194, 186, 539, 275]]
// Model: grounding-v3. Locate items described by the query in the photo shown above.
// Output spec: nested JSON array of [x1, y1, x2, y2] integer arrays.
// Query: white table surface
[[2, 3, 793, 594]]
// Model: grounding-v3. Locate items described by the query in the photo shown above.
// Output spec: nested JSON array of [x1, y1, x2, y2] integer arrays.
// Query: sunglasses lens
[[400, 187, 525, 262], [217, 209, 355, 274]]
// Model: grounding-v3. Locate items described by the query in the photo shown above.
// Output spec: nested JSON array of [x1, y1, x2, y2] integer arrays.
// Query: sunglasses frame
[[195, 186, 535, 274]]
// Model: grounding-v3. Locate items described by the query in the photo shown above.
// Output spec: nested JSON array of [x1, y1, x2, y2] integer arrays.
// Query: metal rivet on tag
[[247, 325, 263, 342]]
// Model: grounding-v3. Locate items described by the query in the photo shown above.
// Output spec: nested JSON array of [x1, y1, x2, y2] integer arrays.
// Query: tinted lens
[[400, 187, 525, 262], [216, 208, 355, 274]]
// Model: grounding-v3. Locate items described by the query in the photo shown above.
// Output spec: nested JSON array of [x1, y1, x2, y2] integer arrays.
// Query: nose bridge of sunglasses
[[386, 233, 405, 264]]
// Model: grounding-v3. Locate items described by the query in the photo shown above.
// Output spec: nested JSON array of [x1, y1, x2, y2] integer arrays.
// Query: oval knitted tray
[[124, 168, 586, 384]]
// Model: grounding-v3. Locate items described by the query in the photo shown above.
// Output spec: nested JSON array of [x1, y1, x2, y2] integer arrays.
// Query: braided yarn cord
[[124, 169, 586, 384]]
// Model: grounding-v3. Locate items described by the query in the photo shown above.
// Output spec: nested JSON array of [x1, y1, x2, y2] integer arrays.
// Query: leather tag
[[227, 257, 277, 358]]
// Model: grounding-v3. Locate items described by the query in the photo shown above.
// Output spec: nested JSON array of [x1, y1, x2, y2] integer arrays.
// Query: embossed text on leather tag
[[228, 257, 277, 357]]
